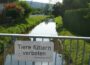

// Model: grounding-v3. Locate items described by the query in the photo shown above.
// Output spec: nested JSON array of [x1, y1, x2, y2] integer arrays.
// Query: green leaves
[[52, 2, 64, 17], [63, 0, 88, 10], [18, 1, 32, 17]]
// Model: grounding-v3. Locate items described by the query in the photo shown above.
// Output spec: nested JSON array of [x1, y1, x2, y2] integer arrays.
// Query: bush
[[4, 3, 24, 18], [52, 2, 64, 17], [63, 8, 90, 36], [0, 2, 31, 25], [0, 16, 48, 54]]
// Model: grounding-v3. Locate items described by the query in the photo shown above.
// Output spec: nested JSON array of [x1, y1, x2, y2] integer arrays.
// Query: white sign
[[15, 41, 54, 62]]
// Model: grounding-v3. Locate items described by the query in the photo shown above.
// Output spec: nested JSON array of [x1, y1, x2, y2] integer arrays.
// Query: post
[[3, 43, 6, 65], [41, 38, 44, 65], [55, 52, 57, 65], [69, 39, 72, 65], [12, 37, 16, 65], [10, 55, 12, 65], [75, 40, 79, 65], [61, 39, 65, 65], [82, 40, 86, 65], [89, 54, 90, 65], [25, 61, 26, 65], [32, 37, 36, 65]]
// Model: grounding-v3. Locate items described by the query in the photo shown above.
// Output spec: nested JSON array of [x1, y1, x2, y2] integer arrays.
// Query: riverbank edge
[[0, 15, 50, 65], [54, 16, 90, 65]]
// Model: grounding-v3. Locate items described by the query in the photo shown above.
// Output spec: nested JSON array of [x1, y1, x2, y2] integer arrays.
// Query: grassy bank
[[0, 15, 49, 52], [54, 16, 73, 36], [0, 15, 48, 38], [0, 16, 48, 34], [54, 16, 90, 65], [0, 15, 49, 65]]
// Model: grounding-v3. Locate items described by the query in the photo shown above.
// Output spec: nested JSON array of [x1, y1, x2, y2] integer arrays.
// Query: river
[[4, 19, 65, 65]]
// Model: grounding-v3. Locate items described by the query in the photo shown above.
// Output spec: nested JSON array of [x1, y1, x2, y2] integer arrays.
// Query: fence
[[0, 33, 90, 65]]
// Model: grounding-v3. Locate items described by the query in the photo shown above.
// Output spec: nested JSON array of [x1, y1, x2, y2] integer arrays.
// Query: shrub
[[18, 1, 32, 17], [4, 3, 24, 19]]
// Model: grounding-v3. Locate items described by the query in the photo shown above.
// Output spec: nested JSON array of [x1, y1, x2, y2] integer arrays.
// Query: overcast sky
[[25, 0, 63, 4]]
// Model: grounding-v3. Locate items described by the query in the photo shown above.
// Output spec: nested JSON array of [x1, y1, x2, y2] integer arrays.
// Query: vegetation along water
[[0, 0, 90, 65]]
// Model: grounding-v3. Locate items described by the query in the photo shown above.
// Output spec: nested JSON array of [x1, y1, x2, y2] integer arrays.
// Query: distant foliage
[[5, 3, 16, 9], [0, 2, 32, 24], [18, 1, 32, 18], [4, 3, 24, 19], [31, 8, 43, 15], [4, 2, 32, 19], [52, 2, 64, 17], [63, 0, 88, 10], [44, 4, 50, 15]]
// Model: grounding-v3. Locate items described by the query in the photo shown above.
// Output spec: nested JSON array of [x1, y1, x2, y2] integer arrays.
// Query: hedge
[[63, 8, 90, 36]]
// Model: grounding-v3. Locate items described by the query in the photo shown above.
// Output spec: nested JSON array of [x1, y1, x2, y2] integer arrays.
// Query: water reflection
[[30, 19, 57, 36]]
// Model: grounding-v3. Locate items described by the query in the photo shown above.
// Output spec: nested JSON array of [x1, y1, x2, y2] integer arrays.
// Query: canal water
[[4, 19, 65, 65]]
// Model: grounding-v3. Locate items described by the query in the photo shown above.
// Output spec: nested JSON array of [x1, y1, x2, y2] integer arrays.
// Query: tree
[[44, 4, 50, 15], [4, 3, 24, 19], [63, 0, 88, 10], [18, 1, 32, 17], [52, 2, 64, 17], [63, 0, 73, 9], [9, 0, 18, 2], [0, 0, 18, 3], [4, 1, 31, 19]]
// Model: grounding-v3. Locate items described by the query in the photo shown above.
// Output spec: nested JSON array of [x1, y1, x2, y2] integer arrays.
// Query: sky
[[26, 0, 63, 4]]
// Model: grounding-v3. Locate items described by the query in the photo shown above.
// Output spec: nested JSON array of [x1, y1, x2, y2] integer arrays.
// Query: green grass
[[26, 16, 48, 28], [54, 16, 90, 65], [54, 16, 63, 27], [54, 16, 63, 30], [54, 16, 73, 36], [0, 16, 48, 43], [0, 16, 48, 34], [0, 15, 49, 65], [0, 15, 49, 53]]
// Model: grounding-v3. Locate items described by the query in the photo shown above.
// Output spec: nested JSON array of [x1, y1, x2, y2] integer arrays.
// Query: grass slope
[[0, 15, 49, 47], [0, 15, 49, 65]]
